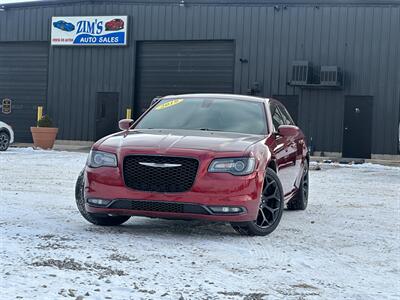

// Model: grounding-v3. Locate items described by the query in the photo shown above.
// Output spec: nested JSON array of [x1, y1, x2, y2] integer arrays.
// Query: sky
[[0, 0, 41, 4]]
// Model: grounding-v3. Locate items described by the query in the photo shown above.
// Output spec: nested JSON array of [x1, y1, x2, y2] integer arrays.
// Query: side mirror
[[119, 119, 134, 131], [277, 125, 299, 137]]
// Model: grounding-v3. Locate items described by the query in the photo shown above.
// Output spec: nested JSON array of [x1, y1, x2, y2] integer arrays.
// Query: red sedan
[[105, 18, 124, 31], [75, 94, 309, 236]]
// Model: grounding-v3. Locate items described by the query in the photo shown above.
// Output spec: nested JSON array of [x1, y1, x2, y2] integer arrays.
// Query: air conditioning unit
[[291, 61, 311, 85], [320, 66, 342, 86]]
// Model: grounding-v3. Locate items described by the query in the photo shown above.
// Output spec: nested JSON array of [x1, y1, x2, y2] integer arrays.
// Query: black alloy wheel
[[75, 170, 130, 226], [255, 172, 283, 228], [0, 132, 10, 151], [287, 162, 309, 210], [231, 168, 284, 236]]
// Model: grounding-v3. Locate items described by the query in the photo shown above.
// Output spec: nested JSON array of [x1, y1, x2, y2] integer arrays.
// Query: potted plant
[[30, 115, 59, 149]]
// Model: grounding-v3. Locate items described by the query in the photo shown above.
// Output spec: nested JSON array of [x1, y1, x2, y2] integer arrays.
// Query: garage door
[[0, 43, 48, 142], [134, 40, 234, 116]]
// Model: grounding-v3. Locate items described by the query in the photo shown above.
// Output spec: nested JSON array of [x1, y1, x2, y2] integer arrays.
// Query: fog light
[[87, 198, 110, 206], [208, 206, 244, 214]]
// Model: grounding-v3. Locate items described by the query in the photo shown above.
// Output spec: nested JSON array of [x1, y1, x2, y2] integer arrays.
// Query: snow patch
[[1, 148, 399, 299]]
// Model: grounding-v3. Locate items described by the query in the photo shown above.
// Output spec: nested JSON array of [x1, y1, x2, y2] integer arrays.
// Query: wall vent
[[320, 66, 341, 86], [291, 61, 311, 85]]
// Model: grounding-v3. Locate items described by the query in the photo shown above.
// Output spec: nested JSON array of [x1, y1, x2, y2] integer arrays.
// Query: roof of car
[[162, 93, 270, 103]]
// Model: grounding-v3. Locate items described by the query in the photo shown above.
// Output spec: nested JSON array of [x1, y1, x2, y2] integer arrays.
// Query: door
[[95, 92, 119, 140], [342, 96, 373, 158], [273, 95, 299, 124], [134, 40, 235, 117], [0, 42, 48, 142]]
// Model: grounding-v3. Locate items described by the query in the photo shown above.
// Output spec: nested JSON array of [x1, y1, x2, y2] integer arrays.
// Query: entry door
[[95, 93, 119, 140], [273, 95, 299, 124], [342, 96, 373, 158]]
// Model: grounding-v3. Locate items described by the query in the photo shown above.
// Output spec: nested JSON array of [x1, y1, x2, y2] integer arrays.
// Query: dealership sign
[[51, 16, 128, 46]]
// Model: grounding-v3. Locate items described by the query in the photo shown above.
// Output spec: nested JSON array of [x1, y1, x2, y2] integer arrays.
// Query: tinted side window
[[278, 104, 295, 125], [270, 103, 285, 130]]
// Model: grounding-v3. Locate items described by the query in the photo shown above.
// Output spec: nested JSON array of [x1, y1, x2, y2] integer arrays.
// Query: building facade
[[0, 0, 399, 158]]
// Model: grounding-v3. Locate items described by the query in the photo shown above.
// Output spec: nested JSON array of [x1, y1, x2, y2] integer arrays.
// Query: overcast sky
[[0, 0, 40, 4]]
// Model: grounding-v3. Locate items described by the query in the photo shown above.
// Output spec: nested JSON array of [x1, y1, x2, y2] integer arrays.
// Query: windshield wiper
[[196, 128, 224, 132]]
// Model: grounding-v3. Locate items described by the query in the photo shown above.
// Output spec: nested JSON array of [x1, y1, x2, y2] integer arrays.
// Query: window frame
[[277, 103, 295, 126], [134, 96, 269, 136], [269, 102, 285, 131]]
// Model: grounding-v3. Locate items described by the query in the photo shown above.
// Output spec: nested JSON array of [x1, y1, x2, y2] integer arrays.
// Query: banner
[[51, 16, 128, 46]]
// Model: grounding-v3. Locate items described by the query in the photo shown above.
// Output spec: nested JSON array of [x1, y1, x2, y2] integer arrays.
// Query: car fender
[[247, 139, 275, 177], [0, 123, 14, 144]]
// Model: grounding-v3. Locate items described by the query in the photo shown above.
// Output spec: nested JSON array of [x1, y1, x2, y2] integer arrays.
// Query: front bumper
[[86, 198, 252, 222], [84, 151, 264, 222]]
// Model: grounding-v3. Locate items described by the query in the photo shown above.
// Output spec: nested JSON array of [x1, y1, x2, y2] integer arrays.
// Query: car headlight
[[87, 150, 117, 168], [208, 157, 256, 175]]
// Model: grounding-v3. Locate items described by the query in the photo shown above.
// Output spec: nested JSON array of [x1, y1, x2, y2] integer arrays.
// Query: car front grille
[[123, 155, 199, 193], [108, 199, 210, 215]]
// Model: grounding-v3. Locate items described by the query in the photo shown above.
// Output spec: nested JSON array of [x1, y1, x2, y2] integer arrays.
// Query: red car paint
[[105, 19, 124, 31], [84, 94, 308, 222]]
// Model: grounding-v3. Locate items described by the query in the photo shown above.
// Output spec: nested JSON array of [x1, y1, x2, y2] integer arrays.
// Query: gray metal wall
[[0, 1, 399, 154], [0, 42, 48, 141]]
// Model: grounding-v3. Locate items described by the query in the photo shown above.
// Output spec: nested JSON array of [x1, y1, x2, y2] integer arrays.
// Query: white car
[[0, 121, 14, 151]]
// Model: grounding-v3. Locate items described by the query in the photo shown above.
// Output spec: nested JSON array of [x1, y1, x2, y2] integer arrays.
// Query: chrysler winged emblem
[[138, 162, 182, 168]]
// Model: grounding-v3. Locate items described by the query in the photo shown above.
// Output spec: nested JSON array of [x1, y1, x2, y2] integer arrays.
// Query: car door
[[270, 102, 298, 195]]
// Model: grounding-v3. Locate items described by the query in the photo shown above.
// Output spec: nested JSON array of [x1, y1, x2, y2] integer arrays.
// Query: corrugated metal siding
[[135, 40, 234, 115], [0, 2, 399, 154], [0, 42, 48, 142]]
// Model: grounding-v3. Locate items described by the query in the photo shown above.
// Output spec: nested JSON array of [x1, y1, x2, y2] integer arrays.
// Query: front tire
[[75, 170, 130, 226], [0, 131, 10, 151], [287, 162, 309, 210], [231, 168, 284, 236]]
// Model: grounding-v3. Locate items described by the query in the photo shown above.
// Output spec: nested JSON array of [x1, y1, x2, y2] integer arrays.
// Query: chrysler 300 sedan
[[75, 94, 309, 236]]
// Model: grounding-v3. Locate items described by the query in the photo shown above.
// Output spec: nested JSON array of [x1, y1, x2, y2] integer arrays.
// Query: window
[[136, 97, 267, 135], [278, 104, 295, 126], [270, 103, 285, 130]]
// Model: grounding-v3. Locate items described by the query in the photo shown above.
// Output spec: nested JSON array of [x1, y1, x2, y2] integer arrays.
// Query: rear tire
[[231, 168, 284, 236], [75, 170, 130, 226], [287, 162, 309, 210], [0, 131, 10, 151]]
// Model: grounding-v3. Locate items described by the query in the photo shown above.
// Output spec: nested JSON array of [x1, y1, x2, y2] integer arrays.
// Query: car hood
[[98, 129, 265, 153]]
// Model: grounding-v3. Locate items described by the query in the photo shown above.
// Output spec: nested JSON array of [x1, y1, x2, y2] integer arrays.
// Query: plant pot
[[30, 127, 59, 149]]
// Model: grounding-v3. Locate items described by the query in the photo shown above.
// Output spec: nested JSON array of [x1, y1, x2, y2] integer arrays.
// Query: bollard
[[37, 106, 43, 126], [126, 108, 132, 119]]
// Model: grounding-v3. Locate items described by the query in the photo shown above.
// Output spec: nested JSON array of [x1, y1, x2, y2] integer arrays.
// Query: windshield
[[135, 97, 267, 135]]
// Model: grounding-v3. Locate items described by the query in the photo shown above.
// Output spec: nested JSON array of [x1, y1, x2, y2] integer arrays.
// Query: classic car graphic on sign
[[53, 20, 75, 32], [105, 18, 124, 31]]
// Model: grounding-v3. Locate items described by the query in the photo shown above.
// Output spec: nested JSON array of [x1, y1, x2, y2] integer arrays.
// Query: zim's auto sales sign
[[51, 16, 128, 46]]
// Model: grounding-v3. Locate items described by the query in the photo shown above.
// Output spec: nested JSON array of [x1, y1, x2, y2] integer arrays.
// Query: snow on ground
[[1, 148, 399, 300]]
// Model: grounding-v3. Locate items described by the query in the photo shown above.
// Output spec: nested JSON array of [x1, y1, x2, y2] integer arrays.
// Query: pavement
[[11, 142, 400, 167], [310, 156, 400, 167], [12, 142, 92, 153]]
